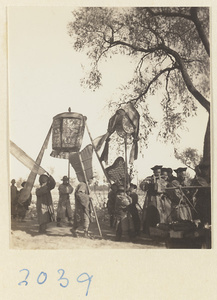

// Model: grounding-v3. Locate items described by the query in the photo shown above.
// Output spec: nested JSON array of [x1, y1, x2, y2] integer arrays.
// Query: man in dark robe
[[107, 183, 118, 228], [11, 179, 18, 218], [127, 183, 141, 236], [56, 176, 74, 227], [36, 174, 56, 234]]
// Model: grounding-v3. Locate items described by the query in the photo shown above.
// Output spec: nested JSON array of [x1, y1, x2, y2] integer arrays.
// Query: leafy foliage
[[68, 7, 210, 151], [174, 147, 202, 169]]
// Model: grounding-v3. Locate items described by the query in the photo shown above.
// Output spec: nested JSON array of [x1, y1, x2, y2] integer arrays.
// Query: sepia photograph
[[8, 6, 211, 251]]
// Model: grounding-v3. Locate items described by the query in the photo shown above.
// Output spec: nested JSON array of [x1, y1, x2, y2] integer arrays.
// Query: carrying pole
[[78, 153, 103, 237], [85, 121, 112, 186], [68, 158, 70, 179], [124, 135, 128, 193]]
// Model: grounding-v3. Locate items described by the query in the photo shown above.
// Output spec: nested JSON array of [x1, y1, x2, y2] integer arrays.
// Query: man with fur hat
[[36, 173, 56, 233], [56, 176, 74, 227]]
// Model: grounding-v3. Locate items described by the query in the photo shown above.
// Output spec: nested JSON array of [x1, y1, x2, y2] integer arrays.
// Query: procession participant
[[73, 179, 93, 238], [11, 179, 18, 218], [166, 168, 177, 183], [191, 163, 211, 226], [114, 185, 134, 241], [107, 183, 118, 228], [140, 165, 172, 233], [36, 174, 56, 234], [161, 168, 169, 182], [167, 167, 192, 221], [16, 181, 32, 221], [127, 183, 141, 236], [56, 176, 74, 227]]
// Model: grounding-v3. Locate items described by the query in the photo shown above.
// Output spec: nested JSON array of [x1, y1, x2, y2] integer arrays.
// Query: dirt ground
[[10, 215, 166, 250]]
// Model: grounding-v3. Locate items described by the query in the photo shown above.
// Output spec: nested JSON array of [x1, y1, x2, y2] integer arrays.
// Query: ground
[[10, 189, 165, 249], [10, 215, 166, 250]]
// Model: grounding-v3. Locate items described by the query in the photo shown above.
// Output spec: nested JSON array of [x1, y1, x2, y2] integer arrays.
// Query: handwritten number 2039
[[18, 269, 93, 296]]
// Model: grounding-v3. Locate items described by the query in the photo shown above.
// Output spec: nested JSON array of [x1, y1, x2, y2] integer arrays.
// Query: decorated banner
[[10, 140, 46, 175], [50, 111, 86, 159], [98, 103, 140, 164], [18, 126, 52, 204], [69, 144, 93, 182], [105, 157, 127, 185]]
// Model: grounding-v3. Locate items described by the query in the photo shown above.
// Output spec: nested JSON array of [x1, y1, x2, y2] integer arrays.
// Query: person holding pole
[[36, 174, 56, 234], [73, 179, 93, 238]]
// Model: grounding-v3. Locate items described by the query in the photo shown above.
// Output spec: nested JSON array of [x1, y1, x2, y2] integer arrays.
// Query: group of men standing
[[35, 174, 93, 237], [11, 161, 211, 244], [10, 179, 32, 221], [106, 162, 211, 242], [11, 174, 93, 237], [140, 164, 211, 234]]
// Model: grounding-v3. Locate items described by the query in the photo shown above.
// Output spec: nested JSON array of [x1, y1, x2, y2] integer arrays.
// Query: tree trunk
[[202, 115, 210, 165]]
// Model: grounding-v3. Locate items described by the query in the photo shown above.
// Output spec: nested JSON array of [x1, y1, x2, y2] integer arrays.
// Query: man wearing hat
[[114, 185, 133, 241], [73, 179, 93, 238], [140, 165, 172, 233], [56, 176, 74, 227], [10, 179, 18, 218], [191, 162, 211, 227], [167, 167, 192, 221], [107, 183, 118, 228], [164, 168, 177, 183], [16, 181, 32, 221], [127, 183, 141, 236], [36, 174, 56, 233]]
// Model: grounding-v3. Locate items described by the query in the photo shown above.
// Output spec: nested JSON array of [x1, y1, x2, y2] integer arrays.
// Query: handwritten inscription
[[18, 269, 93, 296]]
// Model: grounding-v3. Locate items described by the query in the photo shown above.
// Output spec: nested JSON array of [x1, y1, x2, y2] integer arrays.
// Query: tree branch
[[161, 44, 210, 112], [190, 7, 210, 56], [129, 65, 178, 104], [146, 8, 192, 21]]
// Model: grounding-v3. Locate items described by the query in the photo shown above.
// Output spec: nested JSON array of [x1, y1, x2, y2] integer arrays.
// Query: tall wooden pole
[[68, 158, 70, 179], [124, 135, 128, 193]]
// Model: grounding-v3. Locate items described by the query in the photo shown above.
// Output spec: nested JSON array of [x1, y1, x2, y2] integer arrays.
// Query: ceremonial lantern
[[51, 110, 86, 158]]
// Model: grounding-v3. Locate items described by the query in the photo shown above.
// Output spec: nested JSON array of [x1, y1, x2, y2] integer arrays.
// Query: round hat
[[151, 165, 163, 171], [174, 167, 187, 174]]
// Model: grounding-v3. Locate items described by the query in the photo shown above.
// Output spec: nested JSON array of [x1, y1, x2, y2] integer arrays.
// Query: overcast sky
[[8, 6, 209, 183]]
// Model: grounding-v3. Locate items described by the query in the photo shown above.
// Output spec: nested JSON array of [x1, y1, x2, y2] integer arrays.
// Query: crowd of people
[[10, 162, 211, 244], [107, 163, 211, 242]]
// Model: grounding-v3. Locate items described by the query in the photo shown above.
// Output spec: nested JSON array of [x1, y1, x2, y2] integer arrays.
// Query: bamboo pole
[[78, 153, 103, 237], [124, 135, 128, 193], [68, 158, 70, 179]]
